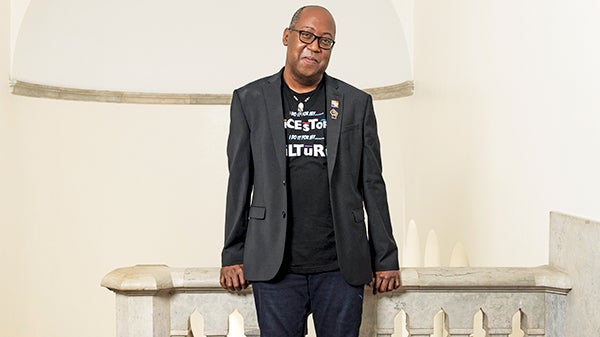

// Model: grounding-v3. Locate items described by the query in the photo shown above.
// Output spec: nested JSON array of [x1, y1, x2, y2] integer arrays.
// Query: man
[[220, 5, 400, 337]]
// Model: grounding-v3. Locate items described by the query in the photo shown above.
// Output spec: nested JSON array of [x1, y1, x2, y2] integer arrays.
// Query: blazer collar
[[325, 74, 343, 180], [263, 69, 286, 174]]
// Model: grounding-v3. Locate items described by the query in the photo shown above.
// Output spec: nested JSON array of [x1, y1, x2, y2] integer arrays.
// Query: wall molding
[[10, 80, 414, 105]]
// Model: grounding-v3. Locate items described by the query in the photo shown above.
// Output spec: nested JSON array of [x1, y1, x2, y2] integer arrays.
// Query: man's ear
[[282, 28, 289, 46]]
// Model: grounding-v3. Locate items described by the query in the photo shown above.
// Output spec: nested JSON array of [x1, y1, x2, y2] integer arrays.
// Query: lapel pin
[[330, 99, 339, 108], [330, 108, 339, 120]]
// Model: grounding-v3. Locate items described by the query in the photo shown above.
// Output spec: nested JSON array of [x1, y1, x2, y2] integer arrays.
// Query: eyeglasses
[[288, 28, 335, 50]]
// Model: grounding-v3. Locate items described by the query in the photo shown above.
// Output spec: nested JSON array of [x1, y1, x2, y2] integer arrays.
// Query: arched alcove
[[10, 0, 413, 104]]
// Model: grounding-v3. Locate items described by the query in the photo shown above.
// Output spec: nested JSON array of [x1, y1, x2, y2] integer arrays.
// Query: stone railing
[[102, 265, 570, 337], [102, 212, 600, 336]]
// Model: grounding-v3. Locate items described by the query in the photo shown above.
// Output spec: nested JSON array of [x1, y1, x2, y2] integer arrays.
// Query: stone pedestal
[[550, 212, 600, 336]]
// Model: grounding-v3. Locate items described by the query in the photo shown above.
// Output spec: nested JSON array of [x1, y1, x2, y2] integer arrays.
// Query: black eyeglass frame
[[288, 28, 336, 50]]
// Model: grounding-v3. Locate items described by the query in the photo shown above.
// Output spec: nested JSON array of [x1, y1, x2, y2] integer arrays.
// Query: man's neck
[[283, 69, 323, 93]]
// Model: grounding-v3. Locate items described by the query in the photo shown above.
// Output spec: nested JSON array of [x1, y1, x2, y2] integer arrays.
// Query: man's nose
[[306, 38, 321, 52]]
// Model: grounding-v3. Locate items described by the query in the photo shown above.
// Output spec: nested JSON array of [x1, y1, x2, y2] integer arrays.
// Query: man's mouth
[[302, 56, 319, 64]]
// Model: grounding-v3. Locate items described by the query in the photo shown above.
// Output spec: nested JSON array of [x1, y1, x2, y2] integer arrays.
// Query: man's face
[[283, 7, 336, 85]]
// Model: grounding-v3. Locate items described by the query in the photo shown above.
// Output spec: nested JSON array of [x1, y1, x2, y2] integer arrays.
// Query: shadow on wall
[[402, 219, 470, 268]]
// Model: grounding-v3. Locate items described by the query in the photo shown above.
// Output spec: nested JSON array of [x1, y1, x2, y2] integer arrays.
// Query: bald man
[[220, 6, 400, 336]]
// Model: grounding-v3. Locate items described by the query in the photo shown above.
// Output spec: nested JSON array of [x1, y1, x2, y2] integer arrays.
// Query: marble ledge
[[400, 266, 571, 293], [102, 265, 571, 295], [101, 264, 174, 294], [11, 80, 414, 105]]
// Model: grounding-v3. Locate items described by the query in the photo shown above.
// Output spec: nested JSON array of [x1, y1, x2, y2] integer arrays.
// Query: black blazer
[[222, 69, 398, 286]]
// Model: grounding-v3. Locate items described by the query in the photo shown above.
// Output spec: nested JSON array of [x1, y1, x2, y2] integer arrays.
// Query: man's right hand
[[220, 264, 248, 291]]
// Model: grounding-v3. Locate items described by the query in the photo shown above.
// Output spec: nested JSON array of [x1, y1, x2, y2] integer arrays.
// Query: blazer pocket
[[248, 206, 266, 220], [352, 208, 365, 223]]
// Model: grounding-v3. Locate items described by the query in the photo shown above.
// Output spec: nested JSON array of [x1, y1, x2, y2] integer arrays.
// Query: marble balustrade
[[102, 212, 600, 336], [101, 265, 570, 337]]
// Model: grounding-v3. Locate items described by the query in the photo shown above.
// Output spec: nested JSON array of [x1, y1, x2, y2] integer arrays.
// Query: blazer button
[[282, 180, 286, 186], [282, 211, 286, 218]]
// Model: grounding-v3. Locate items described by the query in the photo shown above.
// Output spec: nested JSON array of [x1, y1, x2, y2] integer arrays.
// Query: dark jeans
[[251, 270, 364, 337]]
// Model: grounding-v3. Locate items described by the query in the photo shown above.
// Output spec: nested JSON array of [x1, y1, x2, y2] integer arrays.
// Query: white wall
[[4, 1, 600, 337], [8, 97, 231, 337], [2, 1, 25, 336], [393, 0, 600, 266]]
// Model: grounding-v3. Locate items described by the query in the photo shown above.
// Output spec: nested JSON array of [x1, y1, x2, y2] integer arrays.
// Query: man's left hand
[[370, 270, 401, 294]]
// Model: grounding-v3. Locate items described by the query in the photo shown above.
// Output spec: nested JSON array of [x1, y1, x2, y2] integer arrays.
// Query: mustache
[[300, 50, 320, 62]]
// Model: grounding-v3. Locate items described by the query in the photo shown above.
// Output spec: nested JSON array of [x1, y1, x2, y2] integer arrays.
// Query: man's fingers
[[232, 268, 247, 290], [230, 274, 241, 291], [229, 270, 243, 290], [378, 278, 390, 293], [386, 277, 397, 291], [373, 270, 401, 294], [394, 276, 401, 289], [220, 264, 246, 291], [239, 273, 248, 289], [368, 278, 376, 294]]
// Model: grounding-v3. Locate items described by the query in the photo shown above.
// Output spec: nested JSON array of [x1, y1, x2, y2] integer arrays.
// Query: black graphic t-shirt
[[282, 79, 338, 274]]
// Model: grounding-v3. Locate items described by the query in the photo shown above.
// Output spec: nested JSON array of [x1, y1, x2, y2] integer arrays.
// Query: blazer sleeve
[[221, 90, 254, 266], [360, 95, 399, 271]]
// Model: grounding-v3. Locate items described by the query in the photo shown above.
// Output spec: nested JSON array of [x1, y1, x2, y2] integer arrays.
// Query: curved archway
[[11, 0, 413, 104]]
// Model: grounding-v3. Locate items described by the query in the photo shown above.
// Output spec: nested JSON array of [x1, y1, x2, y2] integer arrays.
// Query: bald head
[[289, 6, 336, 36], [282, 5, 336, 92]]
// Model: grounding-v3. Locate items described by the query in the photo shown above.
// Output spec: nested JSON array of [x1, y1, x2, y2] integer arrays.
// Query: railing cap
[[101, 265, 571, 294], [101, 264, 174, 293], [400, 265, 571, 293]]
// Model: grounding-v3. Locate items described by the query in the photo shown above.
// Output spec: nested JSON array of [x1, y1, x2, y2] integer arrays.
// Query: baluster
[[189, 309, 205, 337], [306, 313, 316, 337], [391, 310, 409, 337], [471, 309, 488, 337], [227, 310, 245, 337], [508, 310, 526, 337], [432, 309, 449, 337]]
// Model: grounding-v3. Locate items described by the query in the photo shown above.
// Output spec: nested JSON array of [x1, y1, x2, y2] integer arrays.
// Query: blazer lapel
[[262, 71, 286, 174], [325, 74, 343, 180]]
